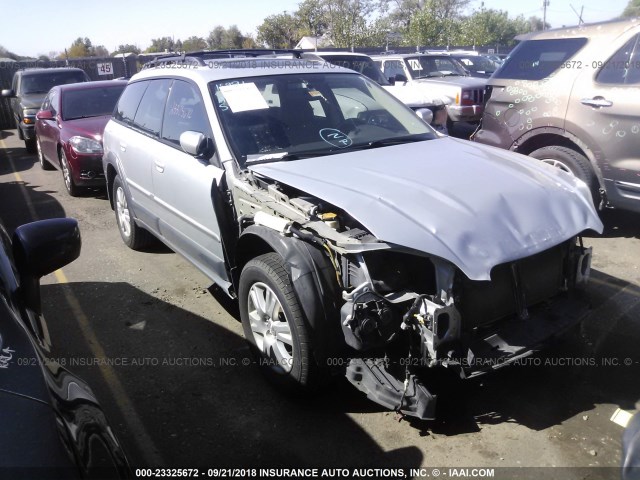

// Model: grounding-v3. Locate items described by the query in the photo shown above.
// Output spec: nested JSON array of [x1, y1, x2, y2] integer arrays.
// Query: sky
[[1, 0, 631, 57]]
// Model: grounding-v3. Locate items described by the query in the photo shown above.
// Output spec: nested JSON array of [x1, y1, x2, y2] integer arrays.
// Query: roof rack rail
[[142, 49, 306, 69]]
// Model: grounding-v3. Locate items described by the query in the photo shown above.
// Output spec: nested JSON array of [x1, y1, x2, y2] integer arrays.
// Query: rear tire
[[113, 175, 154, 250], [239, 253, 321, 393], [529, 146, 597, 202]]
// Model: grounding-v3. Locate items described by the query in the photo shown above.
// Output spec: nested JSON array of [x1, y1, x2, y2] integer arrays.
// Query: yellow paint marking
[[54, 270, 164, 466], [2, 137, 163, 466]]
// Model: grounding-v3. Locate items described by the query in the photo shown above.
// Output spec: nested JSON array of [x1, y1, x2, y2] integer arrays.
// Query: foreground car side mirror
[[36, 110, 54, 121], [1, 89, 15, 97], [13, 218, 81, 279], [179, 130, 215, 160]]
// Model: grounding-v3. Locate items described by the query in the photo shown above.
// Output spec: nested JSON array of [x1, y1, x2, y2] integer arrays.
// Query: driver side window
[[162, 80, 211, 146]]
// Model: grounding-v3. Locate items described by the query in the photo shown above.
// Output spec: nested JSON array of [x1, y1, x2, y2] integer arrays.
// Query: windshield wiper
[[245, 150, 334, 165], [66, 115, 100, 120], [350, 134, 433, 150]]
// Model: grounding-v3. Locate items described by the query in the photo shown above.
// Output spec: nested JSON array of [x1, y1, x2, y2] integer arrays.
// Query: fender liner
[[238, 225, 343, 362]]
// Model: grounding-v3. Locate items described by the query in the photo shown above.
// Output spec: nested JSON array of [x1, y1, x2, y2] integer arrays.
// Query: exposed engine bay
[[230, 170, 595, 420]]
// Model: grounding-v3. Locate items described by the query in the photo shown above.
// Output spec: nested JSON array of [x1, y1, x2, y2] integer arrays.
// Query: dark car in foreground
[[1, 68, 90, 152], [35, 80, 127, 196], [0, 218, 130, 478]]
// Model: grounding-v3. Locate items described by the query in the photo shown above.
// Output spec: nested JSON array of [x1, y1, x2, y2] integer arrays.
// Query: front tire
[[529, 146, 597, 201], [37, 138, 54, 170], [59, 150, 81, 196], [112, 175, 154, 250], [239, 253, 320, 393]]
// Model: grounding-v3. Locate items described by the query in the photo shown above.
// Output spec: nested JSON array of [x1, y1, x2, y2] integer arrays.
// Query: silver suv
[[103, 51, 602, 419], [472, 19, 640, 213]]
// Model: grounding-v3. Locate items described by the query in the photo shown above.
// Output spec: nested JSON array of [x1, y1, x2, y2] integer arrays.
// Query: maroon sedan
[[35, 80, 127, 196]]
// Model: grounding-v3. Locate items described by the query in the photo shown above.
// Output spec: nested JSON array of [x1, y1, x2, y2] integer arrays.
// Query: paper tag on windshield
[[219, 83, 269, 113]]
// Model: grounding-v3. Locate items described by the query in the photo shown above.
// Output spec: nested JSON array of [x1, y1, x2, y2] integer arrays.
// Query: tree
[[296, 0, 330, 37], [112, 44, 141, 55], [323, 0, 388, 48], [182, 36, 207, 52], [67, 37, 92, 57], [206, 25, 246, 49], [257, 12, 300, 48], [65, 37, 109, 57], [407, 0, 469, 47], [146, 37, 176, 53], [457, 9, 519, 48], [0, 45, 20, 60], [93, 45, 109, 57], [622, 0, 640, 17]]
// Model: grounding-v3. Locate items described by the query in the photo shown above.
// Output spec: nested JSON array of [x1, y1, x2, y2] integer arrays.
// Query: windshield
[[210, 73, 436, 167], [455, 56, 498, 73], [405, 56, 468, 79], [62, 85, 126, 120], [21, 71, 87, 94], [318, 55, 390, 85]]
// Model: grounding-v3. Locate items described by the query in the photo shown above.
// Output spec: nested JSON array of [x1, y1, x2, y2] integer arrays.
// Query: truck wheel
[[112, 175, 154, 250], [239, 253, 320, 393], [529, 146, 597, 202]]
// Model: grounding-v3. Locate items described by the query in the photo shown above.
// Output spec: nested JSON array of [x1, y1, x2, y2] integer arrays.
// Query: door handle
[[580, 97, 613, 108], [154, 161, 165, 173], [120, 143, 127, 152]]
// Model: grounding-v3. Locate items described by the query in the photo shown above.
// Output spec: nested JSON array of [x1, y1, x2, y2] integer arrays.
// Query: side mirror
[[179, 130, 215, 159], [1, 89, 15, 97], [387, 77, 396, 86], [13, 218, 81, 279], [36, 110, 54, 120]]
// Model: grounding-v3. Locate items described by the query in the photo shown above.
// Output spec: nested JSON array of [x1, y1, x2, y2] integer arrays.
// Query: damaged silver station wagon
[[103, 50, 603, 419]]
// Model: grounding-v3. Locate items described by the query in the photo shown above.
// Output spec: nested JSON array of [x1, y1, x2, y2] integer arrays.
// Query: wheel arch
[[105, 163, 118, 210], [513, 128, 605, 189], [235, 225, 343, 361]]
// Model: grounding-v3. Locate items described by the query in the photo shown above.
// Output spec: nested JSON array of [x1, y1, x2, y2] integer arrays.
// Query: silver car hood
[[250, 137, 603, 280]]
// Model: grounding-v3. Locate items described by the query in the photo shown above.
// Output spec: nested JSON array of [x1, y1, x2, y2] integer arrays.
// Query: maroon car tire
[[37, 138, 54, 171]]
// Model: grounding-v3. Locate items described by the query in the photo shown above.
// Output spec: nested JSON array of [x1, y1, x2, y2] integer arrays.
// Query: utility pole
[[570, 4, 584, 25], [543, 0, 550, 30]]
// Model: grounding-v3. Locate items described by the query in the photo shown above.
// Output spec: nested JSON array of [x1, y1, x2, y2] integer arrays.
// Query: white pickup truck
[[372, 53, 488, 128], [314, 51, 448, 133]]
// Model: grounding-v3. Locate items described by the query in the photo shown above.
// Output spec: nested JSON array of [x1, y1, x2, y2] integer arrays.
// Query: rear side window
[[596, 34, 640, 85], [494, 38, 588, 80], [115, 81, 148, 124], [133, 79, 171, 135], [162, 80, 210, 145]]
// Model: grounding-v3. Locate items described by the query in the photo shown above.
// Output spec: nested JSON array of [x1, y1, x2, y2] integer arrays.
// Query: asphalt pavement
[[1, 128, 639, 479]]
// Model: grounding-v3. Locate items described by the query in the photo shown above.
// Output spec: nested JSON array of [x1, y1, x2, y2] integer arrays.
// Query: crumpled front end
[[234, 136, 606, 420]]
